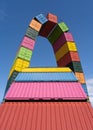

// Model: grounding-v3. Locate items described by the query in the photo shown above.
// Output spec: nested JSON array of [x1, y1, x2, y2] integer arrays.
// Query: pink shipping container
[[53, 32, 74, 53], [21, 36, 35, 50], [5, 82, 87, 100]]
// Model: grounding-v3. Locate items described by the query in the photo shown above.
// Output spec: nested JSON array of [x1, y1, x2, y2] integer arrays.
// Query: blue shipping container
[[82, 84, 88, 96], [15, 72, 78, 82], [35, 14, 48, 24]]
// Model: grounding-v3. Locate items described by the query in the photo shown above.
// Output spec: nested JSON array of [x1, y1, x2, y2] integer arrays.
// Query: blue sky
[[0, 0, 93, 105]]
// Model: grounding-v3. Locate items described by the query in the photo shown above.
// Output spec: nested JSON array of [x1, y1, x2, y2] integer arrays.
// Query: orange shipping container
[[29, 19, 42, 32], [75, 72, 86, 84]]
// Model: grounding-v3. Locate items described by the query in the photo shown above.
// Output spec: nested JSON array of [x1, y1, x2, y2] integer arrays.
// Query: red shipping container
[[21, 36, 35, 50], [47, 13, 58, 23], [53, 32, 74, 53], [57, 51, 80, 67], [39, 13, 58, 37], [0, 102, 93, 130]]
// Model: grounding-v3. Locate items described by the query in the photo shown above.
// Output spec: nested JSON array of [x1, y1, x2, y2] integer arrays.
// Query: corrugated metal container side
[[21, 67, 72, 72], [4, 81, 11, 96], [47, 25, 62, 44], [5, 71, 19, 94], [21, 36, 35, 50], [17, 46, 32, 61], [67, 61, 83, 73], [57, 51, 80, 67], [39, 19, 57, 37], [9, 66, 19, 79], [75, 72, 86, 84], [25, 27, 38, 40], [0, 102, 93, 130], [82, 84, 89, 96], [58, 22, 69, 32], [53, 32, 74, 52], [68, 51, 80, 61], [9, 67, 20, 78], [39, 13, 58, 37], [9, 58, 30, 77], [55, 42, 77, 61], [29, 19, 42, 32], [48, 22, 69, 44], [10, 58, 29, 72], [9, 67, 22, 78], [46, 13, 58, 23], [15, 72, 77, 82], [35, 14, 48, 24], [9, 71, 18, 79], [5, 82, 87, 100], [17, 46, 32, 54]]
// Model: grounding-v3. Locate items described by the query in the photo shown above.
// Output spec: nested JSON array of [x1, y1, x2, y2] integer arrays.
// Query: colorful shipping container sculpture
[[0, 13, 93, 130]]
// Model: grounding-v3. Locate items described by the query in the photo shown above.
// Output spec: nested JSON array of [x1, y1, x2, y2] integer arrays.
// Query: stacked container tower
[[0, 13, 93, 129]]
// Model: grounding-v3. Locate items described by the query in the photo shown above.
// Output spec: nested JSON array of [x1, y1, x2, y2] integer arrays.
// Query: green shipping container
[[67, 61, 83, 72], [17, 47, 32, 61], [48, 22, 69, 44], [4, 71, 19, 95]]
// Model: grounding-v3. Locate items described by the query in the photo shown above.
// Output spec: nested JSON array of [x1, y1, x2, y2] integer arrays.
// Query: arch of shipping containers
[[0, 13, 93, 130]]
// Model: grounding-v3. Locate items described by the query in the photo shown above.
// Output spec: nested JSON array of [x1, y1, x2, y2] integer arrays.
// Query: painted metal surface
[[67, 61, 83, 72], [75, 72, 86, 84], [17, 46, 32, 61], [29, 19, 42, 32], [21, 36, 35, 50], [53, 32, 74, 52], [21, 67, 72, 72], [15, 72, 77, 82], [0, 102, 93, 130], [82, 84, 88, 96], [48, 22, 69, 44], [5, 82, 87, 100], [57, 51, 80, 67], [35, 14, 48, 24], [39, 14, 57, 37], [47, 13, 58, 23], [25, 27, 38, 40], [9, 58, 30, 78], [55, 42, 77, 61]]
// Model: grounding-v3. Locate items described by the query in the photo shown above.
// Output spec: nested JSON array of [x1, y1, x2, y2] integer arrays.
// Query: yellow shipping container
[[9, 58, 30, 78], [29, 19, 42, 32], [21, 67, 72, 72], [13, 58, 30, 67], [55, 42, 77, 61]]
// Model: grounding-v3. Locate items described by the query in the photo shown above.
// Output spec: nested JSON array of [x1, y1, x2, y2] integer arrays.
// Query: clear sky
[[0, 0, 93, 105]]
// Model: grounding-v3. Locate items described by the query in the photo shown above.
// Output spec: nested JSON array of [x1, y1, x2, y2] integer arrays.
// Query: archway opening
[[30, 36, 57, 67]]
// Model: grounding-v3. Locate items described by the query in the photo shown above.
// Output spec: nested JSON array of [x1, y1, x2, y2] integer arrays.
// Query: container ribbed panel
[[15, 72, 78, 82], [5, 82, 87, 100]]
